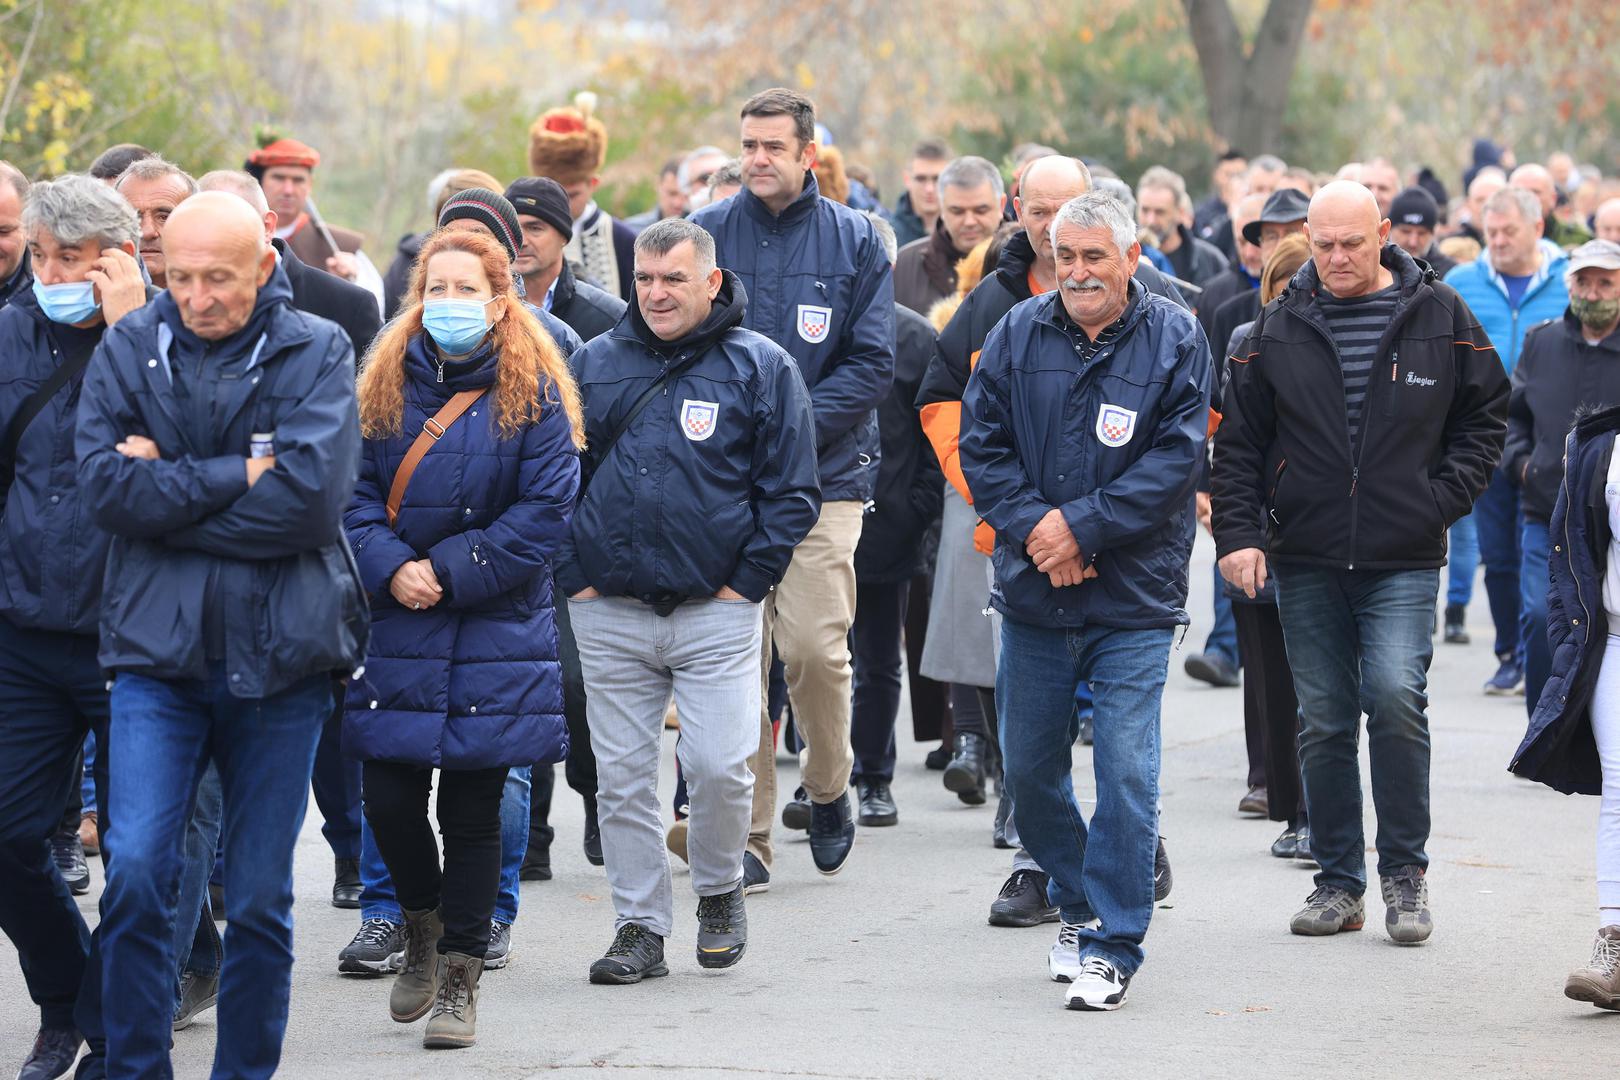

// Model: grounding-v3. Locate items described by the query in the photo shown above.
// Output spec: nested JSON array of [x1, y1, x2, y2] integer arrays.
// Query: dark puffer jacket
[[343, 331, 580, 769]]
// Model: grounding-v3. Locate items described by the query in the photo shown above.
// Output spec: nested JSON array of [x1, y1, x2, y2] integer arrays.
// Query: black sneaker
[[583, 800, 604, 866], [743, 851, 771, 894], [695, 886, 747, 969], [337, 918, 407, 975], [16, 1026, 81, 1080], [1078, 712, 1094, 746], [485, 920, 513, 970], [172, 969, 218, 1031], [51, 829, 90, 896], [1154, 836, 1173, 902], [781, 786, 812, 831], [1184, 652, 1240, 688], [589, 923, 668, 985], [988, 868, 1059, 927], [807, 793, 855, 875], [856, 779, 898, 827], [1443, 603, 1470, 645], [519, 840, 552, 881], [331, 857, 361, 909], [924, 744, 951, 771]]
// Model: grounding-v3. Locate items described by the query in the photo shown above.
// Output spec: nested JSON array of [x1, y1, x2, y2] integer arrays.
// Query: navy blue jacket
[[1510, 404, 1620, 795], [75, 264, 368, 698], [960, 281, 1213, 629], [555, 272, 821, 605], [691, 173, 894, 502], [343, 331, 580, 770], [0, 288, 112, 634]]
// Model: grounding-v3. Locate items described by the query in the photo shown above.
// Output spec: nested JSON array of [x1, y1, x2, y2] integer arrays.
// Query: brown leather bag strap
[[386, 389, 486, 528]]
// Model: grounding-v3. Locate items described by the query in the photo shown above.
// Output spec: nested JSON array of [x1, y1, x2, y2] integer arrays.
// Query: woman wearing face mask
[[343, 228, 584, 1050]]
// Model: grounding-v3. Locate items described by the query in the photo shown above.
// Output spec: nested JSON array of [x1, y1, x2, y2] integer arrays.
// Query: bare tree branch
[[0, 0, 47, 136]]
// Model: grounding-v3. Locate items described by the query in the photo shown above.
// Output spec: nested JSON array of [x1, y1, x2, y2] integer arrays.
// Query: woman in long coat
[[344, 229, 584, 1049]]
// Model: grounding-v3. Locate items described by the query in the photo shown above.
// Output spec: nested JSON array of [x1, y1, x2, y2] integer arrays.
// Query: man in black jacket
[[76, 192, 366, 1075], [557, 219, 819, 985], [1213, 182, 1507, 945], [506, 176, 625, 342], [1505, 240, 1620, 720]]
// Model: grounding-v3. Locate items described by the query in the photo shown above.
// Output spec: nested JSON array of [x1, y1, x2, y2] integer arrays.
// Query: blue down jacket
[[344, 331, 581, 769], [960, 281, 1213, 629]]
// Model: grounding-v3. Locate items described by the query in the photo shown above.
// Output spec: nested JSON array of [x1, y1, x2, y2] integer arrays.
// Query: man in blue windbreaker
[[75, 191, 367, 1077], [691, 87, 893, 878], [557, 218, 819, 986], [961, 191, 1212, 1013]]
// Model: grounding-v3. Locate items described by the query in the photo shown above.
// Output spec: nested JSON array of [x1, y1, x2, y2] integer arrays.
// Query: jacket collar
[[1477, 246, 1569, 298], [617, 270, 748, 357], [740, 171, 821, 229], [0, 250, 32, 307], [1559, 309, 1620, 353], [405, 331, 500, 392], [1036, 277, 1146, 338], [994, 230, 1040, 298], [552, 260, 578, 312], [1287, 241, 1428, 308]]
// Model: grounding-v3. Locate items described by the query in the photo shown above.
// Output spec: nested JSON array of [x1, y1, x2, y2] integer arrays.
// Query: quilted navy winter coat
[[343, 331, 580, 769]]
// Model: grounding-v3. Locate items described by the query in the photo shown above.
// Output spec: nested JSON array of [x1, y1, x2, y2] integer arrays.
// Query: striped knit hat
[[437, 187, 522, 263]]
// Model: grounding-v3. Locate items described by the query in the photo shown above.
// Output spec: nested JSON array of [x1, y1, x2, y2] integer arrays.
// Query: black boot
[[582, 797, 604, 867], [942, 732, 987, 805], [332, 857, 361, 909], [1443, 603, 1470, 644]]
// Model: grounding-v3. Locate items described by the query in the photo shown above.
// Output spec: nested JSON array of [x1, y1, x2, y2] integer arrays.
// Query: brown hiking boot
[[389, 907, 444, 1023], [423, 951, 484, 1049], [1565, 925, 1620, 1010]]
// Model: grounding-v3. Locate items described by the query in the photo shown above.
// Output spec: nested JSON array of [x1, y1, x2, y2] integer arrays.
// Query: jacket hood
[[623, 269, 748, 356], [994, 229, 1039, 285], [740, 171, 821, 228], [155, 260, 296, 356], [1289, 241, 1428, 303]]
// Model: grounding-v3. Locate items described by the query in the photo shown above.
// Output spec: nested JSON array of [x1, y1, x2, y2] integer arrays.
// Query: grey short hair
[[1049, 191, 1138, 258], [1092, 177, 1137, 223], [939, 156, 1004, 199], [707, 158, 743, 198], [1249, 154, 1287, 176], [1136, 165, 1188, 205], [1483, 186, 1543, 224], [864, 210, 897, 265], [22, 174, 139, 249], [197, 169, 269, 215], [634, 217, 717, 275], [678, 145, 728, 189], [0, 161, 27, 201], [115, 154, 197, 195]]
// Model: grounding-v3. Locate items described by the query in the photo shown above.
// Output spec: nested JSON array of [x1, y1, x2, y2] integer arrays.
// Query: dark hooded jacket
[[550, 260, 626, 343]]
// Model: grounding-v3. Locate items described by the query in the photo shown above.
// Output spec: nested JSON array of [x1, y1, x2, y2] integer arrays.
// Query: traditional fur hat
[[528, 91, 607, 186]]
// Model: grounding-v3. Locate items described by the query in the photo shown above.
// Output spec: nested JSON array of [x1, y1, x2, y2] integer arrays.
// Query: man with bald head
[[1595, 199, 1620, 245], [76, 191, 367, 1075], [916, 154, 1179, 930], [1213, 180, 1507, 945], [1514, 162, 1593, 250]]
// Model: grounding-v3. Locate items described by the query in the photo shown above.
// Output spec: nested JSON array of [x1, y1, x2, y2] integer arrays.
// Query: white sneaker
[[1064, 955, 1131, 1011], [1047, 919, 1100, 982]]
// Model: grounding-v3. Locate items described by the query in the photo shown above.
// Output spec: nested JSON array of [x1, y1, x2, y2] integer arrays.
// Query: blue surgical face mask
[[422, 297, 495, 355], [32, 278, 100, 325]]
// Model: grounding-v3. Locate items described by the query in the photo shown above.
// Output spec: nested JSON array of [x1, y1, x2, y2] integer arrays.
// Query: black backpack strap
[[0, 328, 95, 495]]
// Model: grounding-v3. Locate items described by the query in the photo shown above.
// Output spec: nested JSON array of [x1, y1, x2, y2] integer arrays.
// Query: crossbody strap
[[582, 351, 704, 489], [0, 328, 94, 496], [386, 389, 485, 528]]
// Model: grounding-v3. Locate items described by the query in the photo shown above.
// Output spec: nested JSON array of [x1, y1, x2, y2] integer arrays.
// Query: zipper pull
[[436, 360, 444, 384], [1350, 466, 1359, 497]]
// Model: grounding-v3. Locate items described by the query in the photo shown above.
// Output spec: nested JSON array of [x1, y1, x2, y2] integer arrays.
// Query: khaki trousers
[[746, 500, 863, 868]]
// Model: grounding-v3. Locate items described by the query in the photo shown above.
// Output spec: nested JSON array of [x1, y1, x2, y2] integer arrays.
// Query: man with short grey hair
[[679, 146, 731, 213], [559, 216, 820, 984], [1137, 165, 1227, 288], [0, 161, 30, 308], [894, 154, 1005, 314], [960, 190, 1211, 1011], [115, 155, 196, 288]]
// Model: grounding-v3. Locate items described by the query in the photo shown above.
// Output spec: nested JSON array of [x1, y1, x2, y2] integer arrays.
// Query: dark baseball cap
[[1242, 187, 1311, 245]]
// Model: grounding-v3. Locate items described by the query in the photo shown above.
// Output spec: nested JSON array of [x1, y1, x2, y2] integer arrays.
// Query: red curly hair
[[357, 229, 585, 447]]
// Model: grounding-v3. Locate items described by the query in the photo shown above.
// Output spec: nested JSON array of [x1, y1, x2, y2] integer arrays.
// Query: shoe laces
[[1386, 871, 1426, 914], [31, 1027, 78, 1056], [434, 961, 471, 1019], [1077, 956, 1119, 983], [606, 922, 654, 958], [1590, 932, 1620, 976], [355, 918, 400, 949], [1055, 922, 1083, 951], [1305, 885, 1351, 911], [697, 892, 738, 934], [999, 869, 1039, 900], [402, 920, 435, 975]]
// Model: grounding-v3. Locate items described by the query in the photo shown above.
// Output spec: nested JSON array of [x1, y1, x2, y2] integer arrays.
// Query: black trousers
[[363, 761, 508, 957], [905, 571, 951, 743], [851, 580, 909, 783], [310, 696, 362, 860], [530, 585, 598, 852], [1232, 602, 1304, 824]]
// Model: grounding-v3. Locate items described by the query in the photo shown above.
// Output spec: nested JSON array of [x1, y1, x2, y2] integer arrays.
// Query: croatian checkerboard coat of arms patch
[[680, 399, 720, 442], [797, 304, 832, 344], [1095, 403, 1137, 447]]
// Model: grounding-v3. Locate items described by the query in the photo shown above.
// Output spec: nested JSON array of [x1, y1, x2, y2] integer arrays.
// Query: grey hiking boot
[[422, 951, 483, 1049], [1380, 866, 1433, 944], [695, 885, 747, 969], [589, 923, 668, 985], [390, 907, 444, 1023], [1289, 885, 1365, 936], [1565, 925, 1620, 1010]]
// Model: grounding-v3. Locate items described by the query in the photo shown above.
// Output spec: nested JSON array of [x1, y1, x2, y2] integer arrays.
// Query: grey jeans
[[569, 595, 762, 938]]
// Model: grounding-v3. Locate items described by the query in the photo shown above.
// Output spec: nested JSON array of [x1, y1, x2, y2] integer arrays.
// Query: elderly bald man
[[1514, 162, 1594, 250], [1212, 181, 1508, 945], [76, 191, 367, 1077]]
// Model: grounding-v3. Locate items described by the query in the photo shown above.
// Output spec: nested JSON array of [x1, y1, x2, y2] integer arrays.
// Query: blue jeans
[[1520, 518, 1553, 717], [310, 702, 362, 860], [172, 765, 224, 1009], [1272, 565, 1438, 894], [1204, 561, 1239, 667], [1474, 468, 1523, 659], [996, 617, 1172, 977], [359, 765, 530, 926], [1447, 513, 1479, 608], [82, 729, 98, 813], [100, 668, 330, 1080]]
